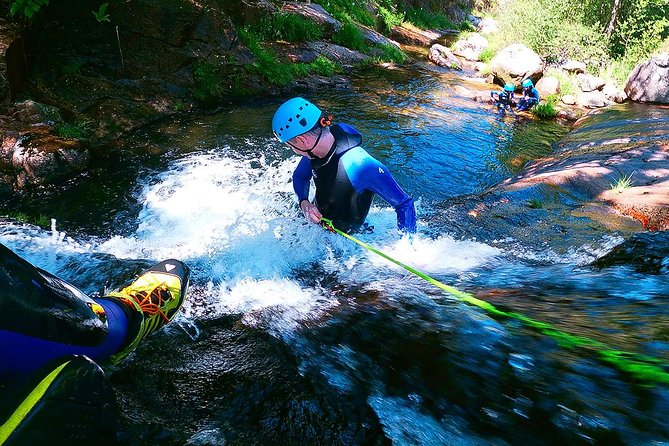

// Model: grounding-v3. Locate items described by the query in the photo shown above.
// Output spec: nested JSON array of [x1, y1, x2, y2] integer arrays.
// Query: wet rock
[[590, 232, 669, 274], [501, 107, 669, 231], [390, 24, 445, 46], [489, 44, 543, 88], [556, 108, 581, 121], [429, 44, 462, 70], [11, 100, 63, 126], [0, 125, 89, 189], [307, 42, 369, 67], [625, 53, 669, 104]]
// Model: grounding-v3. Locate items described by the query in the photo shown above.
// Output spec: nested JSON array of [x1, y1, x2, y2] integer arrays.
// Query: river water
[[1, 56, 668, 445]]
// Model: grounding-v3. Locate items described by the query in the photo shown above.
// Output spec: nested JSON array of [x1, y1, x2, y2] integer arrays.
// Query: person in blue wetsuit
[[517, 78, 540, 111], [0, 242, 189, 444], [491, 83, 516, 110], [272, 97, 416, 234]]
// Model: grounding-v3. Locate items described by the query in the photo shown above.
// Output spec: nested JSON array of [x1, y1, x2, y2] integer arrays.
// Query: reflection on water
[[1, 60, 669, 444]]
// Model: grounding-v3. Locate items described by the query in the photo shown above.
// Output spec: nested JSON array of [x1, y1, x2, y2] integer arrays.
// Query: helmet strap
[[287, 126, 324, 159]]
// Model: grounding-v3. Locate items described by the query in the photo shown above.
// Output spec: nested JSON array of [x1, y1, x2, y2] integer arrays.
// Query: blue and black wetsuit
[[518, 87, 540, 111], [491, 90, 515, 109], [292, 123, 416, 233], [0, 243, 133, 383]]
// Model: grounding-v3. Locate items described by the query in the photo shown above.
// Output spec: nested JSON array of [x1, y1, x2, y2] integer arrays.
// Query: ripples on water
[[1, 63, 669, 444]]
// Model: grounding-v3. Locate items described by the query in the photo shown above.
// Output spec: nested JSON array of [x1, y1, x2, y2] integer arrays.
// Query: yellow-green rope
[[320, 218, 669, 386]]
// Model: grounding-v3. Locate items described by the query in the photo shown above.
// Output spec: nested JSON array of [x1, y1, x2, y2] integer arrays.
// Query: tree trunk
[[605, 0, 623, 39]]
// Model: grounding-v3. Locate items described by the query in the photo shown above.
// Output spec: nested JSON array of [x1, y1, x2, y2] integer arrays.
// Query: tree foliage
[[492, 0, 668, 81], [9, 0, 48, 18]]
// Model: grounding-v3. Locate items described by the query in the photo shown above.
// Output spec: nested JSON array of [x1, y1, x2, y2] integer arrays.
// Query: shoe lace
[[122, 283, 172, 323]]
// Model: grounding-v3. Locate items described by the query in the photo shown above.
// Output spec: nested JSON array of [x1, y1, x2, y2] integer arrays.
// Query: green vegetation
[[611, 172, 635, 193], [377, 4, 404, 33], [478, 47, 494, 63], [92, 2, 110, 23], [9, 0, 48, 18], [320, 0, 376, 27], [487, 0, 669, 86], [533, 99, 558, 119], [333, 21, 368, 52], [4, 211, 50, 228], [54, 120, 91, 140], [527, 199, 544, 209], [238, 26, 342, 87], [375, 44, 408, 63], [404, 7, 455, 29], [193, 60, 224, 102], [544, 67, 577, 97], [249, 13, 323, 43]]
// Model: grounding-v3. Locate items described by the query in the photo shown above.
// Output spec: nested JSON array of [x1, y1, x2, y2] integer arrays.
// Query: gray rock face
[[489, 44, 543, 87], [577, 90, 609, 108], [561, 60, 586, 74], [536, 76, 560, 97], [577, 73, 606, 92], [453, 33, 488, 61], [281, 2, 341, 37], [476, 18, 499, 35], [625, 53, 669, 104], [602, 83, 627, 103], [429, 44, 462, 70]]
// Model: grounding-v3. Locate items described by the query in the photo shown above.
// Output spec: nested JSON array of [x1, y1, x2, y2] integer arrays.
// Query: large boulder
[[577, 90, 609, 108], [561, 60, 586, 74], [489, 44, 543, 87], [602, 83, 627, 103], [453, 33, 488, 61], [576, 73, 606, 92], [625, 53, 669, 103], [390, 23, 448, 46], [281, 2, 341, 38], [357, 24, 400, 48], [536, 76, 560, 97], [476, 18, 499, 35], [428, 44, 462, 70], [219, 0, 278, 25], [0, 126, 89, 189]]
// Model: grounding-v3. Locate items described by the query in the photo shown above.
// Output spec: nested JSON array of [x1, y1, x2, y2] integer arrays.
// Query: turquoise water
[[1, 59, 668, 444]]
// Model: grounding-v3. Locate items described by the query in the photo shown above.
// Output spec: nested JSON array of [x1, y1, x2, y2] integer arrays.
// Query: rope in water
[[320, 218, 669, 386]]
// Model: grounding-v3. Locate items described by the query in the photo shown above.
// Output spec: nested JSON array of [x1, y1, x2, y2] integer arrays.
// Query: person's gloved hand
[[300, 199, 322, 224]]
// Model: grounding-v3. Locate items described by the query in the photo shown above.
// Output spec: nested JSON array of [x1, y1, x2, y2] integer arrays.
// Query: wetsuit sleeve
[[343, 148, 417, 233], [292, 156, 312, 202]]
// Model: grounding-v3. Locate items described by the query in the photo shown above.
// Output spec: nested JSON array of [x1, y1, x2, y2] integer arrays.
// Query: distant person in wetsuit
[[517, 78, 540, 111], [491, 83, 516, 110], [0, 242, 189, 444], [272, 97, 417, 234]]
